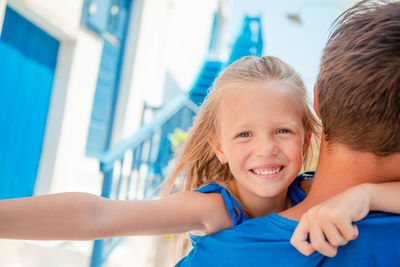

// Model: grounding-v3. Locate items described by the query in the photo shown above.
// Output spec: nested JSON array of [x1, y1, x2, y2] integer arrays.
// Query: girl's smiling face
[[210, 80, 308, 213]]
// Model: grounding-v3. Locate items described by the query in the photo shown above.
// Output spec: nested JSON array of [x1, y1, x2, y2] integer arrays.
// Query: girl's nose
[[255, 137, 278, 157]]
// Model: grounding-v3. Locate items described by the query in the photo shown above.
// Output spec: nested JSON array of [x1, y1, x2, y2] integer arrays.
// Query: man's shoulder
[[210, 212, 296, 243], [355, 212, 400, 241], [321, 212, 400, 266], [357, 211, 400, 226]]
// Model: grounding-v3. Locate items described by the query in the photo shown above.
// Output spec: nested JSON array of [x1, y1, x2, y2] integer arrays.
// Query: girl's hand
[[290, 184, 371, 257]]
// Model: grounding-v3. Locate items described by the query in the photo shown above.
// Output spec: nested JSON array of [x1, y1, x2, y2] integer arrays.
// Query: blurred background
[[0, 0, 356, 266]]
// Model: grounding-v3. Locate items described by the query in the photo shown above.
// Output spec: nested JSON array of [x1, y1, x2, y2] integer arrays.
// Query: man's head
[[316, 0, 400, 156]]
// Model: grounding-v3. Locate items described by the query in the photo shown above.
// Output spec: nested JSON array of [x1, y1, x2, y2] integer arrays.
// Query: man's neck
[[280, 138, 400, 220]]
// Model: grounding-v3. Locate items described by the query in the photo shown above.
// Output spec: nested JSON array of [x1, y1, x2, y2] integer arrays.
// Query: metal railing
[[89, 94, 198, 267]]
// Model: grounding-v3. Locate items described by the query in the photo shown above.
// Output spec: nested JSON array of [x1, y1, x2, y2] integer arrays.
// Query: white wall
[[0, 0, 6, 33], [47, 28, 103, 194], [163, 0, 217, 92], [7, 0, 79, 41], [112, 0, 219, 144]]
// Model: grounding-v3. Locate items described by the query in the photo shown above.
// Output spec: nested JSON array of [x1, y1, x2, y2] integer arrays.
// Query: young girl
[[0, 56, 399, 264]]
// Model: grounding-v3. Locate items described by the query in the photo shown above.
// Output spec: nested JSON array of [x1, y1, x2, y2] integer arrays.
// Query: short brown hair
[[316, 0, 400, 156]]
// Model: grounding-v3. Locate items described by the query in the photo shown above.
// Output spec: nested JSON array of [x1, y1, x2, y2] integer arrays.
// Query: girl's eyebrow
[[280, 121, 302, 129], [232, 124, 251, 130], [274, 117, 303, 127]]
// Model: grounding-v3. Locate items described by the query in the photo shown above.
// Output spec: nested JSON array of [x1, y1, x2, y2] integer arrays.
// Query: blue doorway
[[0, 7, 59, 199]]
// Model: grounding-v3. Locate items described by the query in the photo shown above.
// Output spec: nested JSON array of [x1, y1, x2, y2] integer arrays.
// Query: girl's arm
[[0, 191, 232, 241], [290, 182, 400, 257]]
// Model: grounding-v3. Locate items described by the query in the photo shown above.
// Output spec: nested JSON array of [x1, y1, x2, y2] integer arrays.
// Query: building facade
[[0, 0, 229, 266]]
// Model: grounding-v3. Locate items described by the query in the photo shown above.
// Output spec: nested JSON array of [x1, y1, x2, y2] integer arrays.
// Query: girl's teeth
[[253, 167, 281, 175]]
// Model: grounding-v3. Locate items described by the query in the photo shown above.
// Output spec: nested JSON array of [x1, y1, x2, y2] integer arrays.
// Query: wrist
[[358, 183, 374, 211]]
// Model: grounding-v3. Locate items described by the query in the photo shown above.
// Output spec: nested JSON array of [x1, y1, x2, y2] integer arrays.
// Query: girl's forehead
[[215, 80, 305, 129], [220, 80, 303, 110]]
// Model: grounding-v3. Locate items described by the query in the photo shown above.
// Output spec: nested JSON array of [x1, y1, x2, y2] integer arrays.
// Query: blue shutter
[[86, 41, 121, 153], [84, 0, 132, 154], [81, 0, 113, 35], [0, 7, 59, 199], [107, 0, 130, 40]]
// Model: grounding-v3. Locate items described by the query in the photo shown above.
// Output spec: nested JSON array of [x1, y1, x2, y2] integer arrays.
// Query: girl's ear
[[208, 134, 227, 164], [313, 84, 321, 118]]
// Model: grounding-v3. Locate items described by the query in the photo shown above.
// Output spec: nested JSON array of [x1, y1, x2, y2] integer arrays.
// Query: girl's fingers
[[291, 217, 315, 256], [291, 206, 360, 258], [331, 216, 359, 241], [320, 219, 348, 247], [308, 215, 338, 257]]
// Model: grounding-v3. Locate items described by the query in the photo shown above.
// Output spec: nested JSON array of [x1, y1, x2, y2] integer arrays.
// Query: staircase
[[189, 60, 223, 105]]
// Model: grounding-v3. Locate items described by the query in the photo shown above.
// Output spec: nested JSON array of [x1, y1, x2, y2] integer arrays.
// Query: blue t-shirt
[[176, 173, 400, 266], [176, 172, 311, 266]]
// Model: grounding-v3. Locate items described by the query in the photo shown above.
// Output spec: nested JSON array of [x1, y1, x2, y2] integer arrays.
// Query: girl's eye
[[238, 132, 251, 137], [277, 129, 291, 134]]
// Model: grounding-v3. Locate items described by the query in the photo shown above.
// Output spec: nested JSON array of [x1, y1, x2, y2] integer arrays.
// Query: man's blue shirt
[[176, 172, 400, 266], [178, 211, 400, 266]]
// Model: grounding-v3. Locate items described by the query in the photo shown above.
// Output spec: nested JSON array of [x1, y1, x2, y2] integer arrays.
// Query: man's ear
[[208, 134, 227, 164], [313, 84, 321, 118]]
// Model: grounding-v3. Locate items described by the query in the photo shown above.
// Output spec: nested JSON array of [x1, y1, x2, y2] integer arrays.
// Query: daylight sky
[[227, 0, 347, 99]]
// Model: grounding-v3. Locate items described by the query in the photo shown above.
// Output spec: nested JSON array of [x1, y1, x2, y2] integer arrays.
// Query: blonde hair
[[167, 56, 320, 200]]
